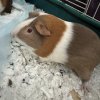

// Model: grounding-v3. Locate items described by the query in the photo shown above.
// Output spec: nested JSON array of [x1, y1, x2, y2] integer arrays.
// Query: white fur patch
[[0, 1, 4, 13], [40, 22, 74, 64], [11, 18, 36, 36], [39, 12, 48, 15]]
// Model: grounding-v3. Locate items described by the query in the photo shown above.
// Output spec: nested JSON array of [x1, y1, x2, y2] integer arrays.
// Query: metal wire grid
[[61, 0, 100, 22]]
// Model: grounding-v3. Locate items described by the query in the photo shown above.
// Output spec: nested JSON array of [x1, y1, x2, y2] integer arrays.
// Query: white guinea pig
[[12, 12, 100, 85], [0, 0, 12, 14]]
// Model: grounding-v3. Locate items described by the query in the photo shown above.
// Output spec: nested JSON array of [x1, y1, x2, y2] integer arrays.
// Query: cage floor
[[0, 38, 100, 100]]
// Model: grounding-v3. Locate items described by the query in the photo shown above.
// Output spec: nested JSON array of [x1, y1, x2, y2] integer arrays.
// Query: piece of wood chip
[[69, 89, 81, 100]]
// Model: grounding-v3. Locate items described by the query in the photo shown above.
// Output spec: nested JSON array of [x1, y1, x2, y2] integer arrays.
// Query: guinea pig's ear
[[35, 21, 51, 36]]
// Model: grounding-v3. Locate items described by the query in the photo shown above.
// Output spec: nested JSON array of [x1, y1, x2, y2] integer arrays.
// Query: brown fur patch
[[33, 15, 66, 57], [67, 23, 100, 81]]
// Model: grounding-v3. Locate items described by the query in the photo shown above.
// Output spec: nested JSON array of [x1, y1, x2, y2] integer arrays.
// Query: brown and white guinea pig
[[0, 0, 12, 14], [11, 12, 100, 88]]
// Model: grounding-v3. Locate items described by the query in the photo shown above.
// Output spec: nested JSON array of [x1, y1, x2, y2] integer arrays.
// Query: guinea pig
[[0, 0, 12, 14], [11, 12, 100, 90]]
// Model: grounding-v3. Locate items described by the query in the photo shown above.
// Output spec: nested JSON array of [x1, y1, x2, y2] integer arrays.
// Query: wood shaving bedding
[[0, 38, 100, 100]]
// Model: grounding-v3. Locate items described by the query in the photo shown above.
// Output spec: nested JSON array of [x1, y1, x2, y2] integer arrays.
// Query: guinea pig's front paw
[[80, 81, 91, 95]]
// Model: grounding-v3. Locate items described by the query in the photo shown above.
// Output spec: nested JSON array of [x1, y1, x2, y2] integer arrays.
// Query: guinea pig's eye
[[27, 28, 33, 33]]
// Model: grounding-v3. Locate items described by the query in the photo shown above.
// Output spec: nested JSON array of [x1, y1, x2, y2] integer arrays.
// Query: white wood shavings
[[41, 87, 54, 99], [0, 38, 100, 100]]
